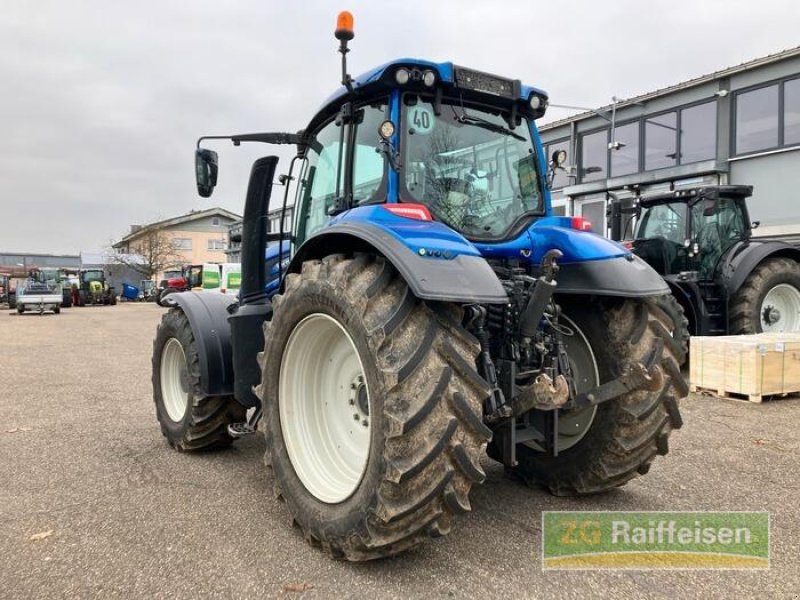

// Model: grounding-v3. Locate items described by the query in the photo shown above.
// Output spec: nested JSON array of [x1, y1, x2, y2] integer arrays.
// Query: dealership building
[[539, 46, 800, 240]]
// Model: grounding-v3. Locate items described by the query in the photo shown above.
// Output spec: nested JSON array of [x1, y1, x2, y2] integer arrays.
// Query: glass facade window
[[645, 112, 678, 170], [680, 101, 716, 163], [579, 200, 606, 234], [736, 84, 779, 154], [545, 139, 570, 189], [580, 129, 608, 182], [610, 121, 639, 177], [784, 78, 800, 146]]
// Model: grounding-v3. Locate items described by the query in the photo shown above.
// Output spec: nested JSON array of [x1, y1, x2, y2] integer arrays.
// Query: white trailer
[[16, 281, 63, 315]]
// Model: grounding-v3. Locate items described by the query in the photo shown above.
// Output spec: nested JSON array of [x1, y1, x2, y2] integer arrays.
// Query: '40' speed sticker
[[409, 105, 434, 134]]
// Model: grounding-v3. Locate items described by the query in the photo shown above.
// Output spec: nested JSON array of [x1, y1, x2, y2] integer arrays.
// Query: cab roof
[[308, 58, 548, 130], [639, 185, 754, 208]]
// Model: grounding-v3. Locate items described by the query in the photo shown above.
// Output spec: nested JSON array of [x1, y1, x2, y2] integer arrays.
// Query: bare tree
[[111, 228, 184, 281]]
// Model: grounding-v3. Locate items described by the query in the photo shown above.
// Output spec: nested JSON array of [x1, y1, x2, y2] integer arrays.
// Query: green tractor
[[77, 269, 117, 306]]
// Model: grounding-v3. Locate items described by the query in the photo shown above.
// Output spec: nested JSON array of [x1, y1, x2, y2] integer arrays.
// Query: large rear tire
[[257, 255, 492, 560], [652, 293, 690, 365], [152, 308, 246, 450], [497, 297, 686, 496], [730, 257, 800, 334]]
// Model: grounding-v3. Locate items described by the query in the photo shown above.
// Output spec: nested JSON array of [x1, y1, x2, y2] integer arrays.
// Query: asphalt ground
[[1, 303, 799, 599]]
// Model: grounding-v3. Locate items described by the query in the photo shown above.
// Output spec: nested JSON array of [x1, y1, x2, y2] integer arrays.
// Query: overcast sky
[[2, 0, 798, 254]]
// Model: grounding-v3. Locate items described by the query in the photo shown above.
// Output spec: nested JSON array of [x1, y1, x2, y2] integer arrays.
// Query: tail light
[[221, 288, 227, 294], [622, 240, 634, 250], [382, 203, 432, 221], [570, 216, 593, 232]]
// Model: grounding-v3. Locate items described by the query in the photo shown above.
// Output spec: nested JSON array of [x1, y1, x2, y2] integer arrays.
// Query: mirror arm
[[197, 132, 306, 150]]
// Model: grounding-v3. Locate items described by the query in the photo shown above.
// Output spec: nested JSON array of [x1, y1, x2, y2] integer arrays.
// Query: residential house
[[113, 207, 241, 280]]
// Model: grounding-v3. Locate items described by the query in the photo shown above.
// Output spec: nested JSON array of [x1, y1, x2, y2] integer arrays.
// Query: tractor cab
[[633, 185, 753, 279], [621, 185, 756, 335], [289, 60, 551, 248]]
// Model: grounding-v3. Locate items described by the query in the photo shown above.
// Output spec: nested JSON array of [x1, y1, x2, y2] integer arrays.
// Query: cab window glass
[[691, 198, 745, 276], [352, 102, 388, 204], [295, 118, 345, 243], [188, 267, 203, 288], [638, 203, 686, 244]]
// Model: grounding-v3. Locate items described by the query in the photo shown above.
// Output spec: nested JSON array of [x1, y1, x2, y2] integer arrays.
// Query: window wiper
[[455, 111, 526, 142]]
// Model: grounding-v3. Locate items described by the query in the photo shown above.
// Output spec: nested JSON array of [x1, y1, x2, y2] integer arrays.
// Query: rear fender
[[552, 255, 669, 297], [167, 292, 237, 398], [720, 239, 800, 295], [288, 206, 508, 304]]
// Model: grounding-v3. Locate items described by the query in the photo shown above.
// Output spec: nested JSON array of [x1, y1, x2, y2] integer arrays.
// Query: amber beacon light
[[335, 11, 354, 41]]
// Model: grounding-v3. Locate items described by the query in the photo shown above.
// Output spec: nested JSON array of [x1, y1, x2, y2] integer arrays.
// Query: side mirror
[[751, 220, 760, 229], [195, 148, 219, 198], [702, 198, 718, 217]]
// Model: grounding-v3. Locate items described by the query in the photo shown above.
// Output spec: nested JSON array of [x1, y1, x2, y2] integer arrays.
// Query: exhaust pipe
[[239, 156, 278, 305]]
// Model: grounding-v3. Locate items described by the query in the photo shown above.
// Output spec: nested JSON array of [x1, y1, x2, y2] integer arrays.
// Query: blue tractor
[[151, 13, 687, 560]]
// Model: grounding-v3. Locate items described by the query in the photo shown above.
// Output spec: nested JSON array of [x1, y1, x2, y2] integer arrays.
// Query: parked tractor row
[[3, 267, 119, 313], [150, 13, 687, 561]]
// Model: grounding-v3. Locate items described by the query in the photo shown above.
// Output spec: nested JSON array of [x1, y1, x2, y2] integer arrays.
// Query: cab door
[[292, 100, 389, 248]]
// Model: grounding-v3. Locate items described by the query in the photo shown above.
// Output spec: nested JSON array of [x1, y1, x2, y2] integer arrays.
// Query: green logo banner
[[542, 512, 769, 569], [226, 272, 241, 289]]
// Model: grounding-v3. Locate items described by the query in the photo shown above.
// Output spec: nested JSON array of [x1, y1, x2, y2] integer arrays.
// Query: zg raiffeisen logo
[[542, 512, 769, 569]]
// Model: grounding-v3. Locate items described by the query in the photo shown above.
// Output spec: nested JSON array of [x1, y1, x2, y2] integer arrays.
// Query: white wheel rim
[[760, 284, 800, 332], [279, 313, 370, 504], [160, 338, 189, 422], [524, 315, 599, 453]]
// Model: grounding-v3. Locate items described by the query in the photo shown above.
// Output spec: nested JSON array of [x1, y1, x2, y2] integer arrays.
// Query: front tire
[[730, 257, 800, 333], [257, 255, 491, 560], [499, 297, 686, 496], [152, 308, 246, 450]]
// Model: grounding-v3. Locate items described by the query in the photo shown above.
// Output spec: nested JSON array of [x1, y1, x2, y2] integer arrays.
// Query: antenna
[[335, 11, 354, 92]]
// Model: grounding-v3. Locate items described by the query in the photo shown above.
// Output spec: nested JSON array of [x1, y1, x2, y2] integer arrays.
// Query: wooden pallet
[[689, 384, 764, 403], [689, 384, 800, 404], [689, 333, 800, 403]]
